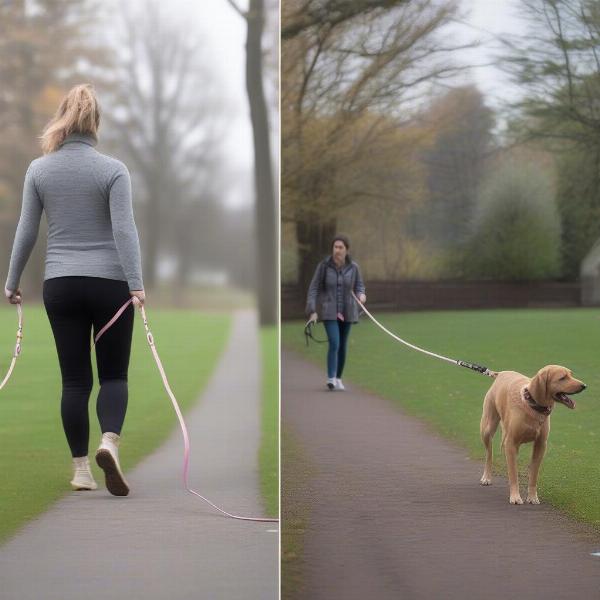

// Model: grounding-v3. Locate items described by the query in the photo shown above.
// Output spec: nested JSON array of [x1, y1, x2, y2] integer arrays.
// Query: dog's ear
[[529, 366, 550, 403]]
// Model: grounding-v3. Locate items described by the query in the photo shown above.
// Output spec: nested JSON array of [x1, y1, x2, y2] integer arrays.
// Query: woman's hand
[[4, 287, 22, 304], [130, 289, 145, 306], [309, 312, 318, 323], [358, 293, 366, 304]]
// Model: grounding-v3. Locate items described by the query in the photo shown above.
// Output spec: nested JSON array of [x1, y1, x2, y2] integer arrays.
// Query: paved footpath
[[0, 310, 278, 600], [283, 350, 600, 600]]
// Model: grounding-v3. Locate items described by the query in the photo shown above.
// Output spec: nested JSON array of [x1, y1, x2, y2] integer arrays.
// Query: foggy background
[[0, 0, 278, 322], [282, 0, 600, 301]]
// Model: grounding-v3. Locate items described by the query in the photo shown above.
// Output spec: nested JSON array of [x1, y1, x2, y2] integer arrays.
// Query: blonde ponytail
[[40, 83, 101, 154]]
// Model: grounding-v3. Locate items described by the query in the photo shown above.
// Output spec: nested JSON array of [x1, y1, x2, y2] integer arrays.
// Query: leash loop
[[304, 319, 328, 346], [0, 303, 23, 390]]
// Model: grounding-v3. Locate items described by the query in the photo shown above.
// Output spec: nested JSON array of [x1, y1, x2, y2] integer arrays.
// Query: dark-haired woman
[[305, 235, 366, 391]]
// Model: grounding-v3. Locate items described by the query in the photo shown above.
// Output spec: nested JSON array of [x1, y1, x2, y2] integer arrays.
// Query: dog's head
[[529, 365, 586, 409]]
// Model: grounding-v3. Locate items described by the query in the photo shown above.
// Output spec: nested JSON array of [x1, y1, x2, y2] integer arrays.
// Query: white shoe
[[70, 456, 98, 490], [335, 378, 345, 391], [95, 432, 130, 496], [326, 377, 336, 390]]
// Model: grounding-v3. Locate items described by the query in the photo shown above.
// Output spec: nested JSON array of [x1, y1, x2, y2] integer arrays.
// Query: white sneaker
[[326, 377, 336, 390], [335, 378, 345, 391], [95, 432, 130, 496], [70, 456, 98, 490]]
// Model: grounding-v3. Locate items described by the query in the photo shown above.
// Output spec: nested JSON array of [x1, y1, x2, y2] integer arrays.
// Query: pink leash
[[94, 297, 278, 522], [0, 303, 22, 391], [2, 299, 277, 523]]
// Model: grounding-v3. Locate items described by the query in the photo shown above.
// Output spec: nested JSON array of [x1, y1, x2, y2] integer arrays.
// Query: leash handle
[[0, 302, 23, 391], [14, 303, 23, 357], [304, 319, 311, 347], [304, 318, 328, 346], [95, 297, 278, 523]]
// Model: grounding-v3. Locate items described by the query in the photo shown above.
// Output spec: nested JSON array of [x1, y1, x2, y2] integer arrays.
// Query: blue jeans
[[323, 319, 352, 379]]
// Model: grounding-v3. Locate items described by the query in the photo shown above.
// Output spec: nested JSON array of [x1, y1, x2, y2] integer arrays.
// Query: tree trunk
[[295, 217, 336, 291], [245, 0, 277, 325]]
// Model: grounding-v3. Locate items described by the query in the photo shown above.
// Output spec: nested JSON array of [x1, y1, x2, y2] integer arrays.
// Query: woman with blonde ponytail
[[40, 83, 101, 154], [4, 83, 145, 497]]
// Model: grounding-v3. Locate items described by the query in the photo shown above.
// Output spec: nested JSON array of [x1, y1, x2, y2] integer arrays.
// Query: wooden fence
[[282, 280, 582, 320]]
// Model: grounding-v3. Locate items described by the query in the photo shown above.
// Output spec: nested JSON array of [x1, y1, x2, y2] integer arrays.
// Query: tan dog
[[479, 365, 586, 505]]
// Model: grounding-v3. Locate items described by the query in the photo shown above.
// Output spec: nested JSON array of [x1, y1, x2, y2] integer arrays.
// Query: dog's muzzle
[[554, 384, 586, 409]]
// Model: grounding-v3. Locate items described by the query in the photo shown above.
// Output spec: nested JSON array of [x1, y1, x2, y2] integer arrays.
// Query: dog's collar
[[523, 387, 552, 416]]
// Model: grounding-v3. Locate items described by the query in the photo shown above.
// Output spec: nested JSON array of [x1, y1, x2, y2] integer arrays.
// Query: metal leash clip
[[456, 360, 497, 378]]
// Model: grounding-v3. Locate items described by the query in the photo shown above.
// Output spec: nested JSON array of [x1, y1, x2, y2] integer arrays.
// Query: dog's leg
[[526, 437, 546, 504], [480, 390, 499, 485], [504, 441, 523, 504]]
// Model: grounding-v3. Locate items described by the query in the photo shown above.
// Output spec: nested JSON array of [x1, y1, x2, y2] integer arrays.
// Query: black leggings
[[43, 276, 134, 458]]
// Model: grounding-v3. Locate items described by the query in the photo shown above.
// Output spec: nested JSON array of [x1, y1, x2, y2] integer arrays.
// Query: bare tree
[[100, 1, 227, 291], [282, 0, 411, 39], [282, 0, 474, 286], [226, 0, 278, 325], [501, 0, 600, 277], [502, 0, 600, 149]]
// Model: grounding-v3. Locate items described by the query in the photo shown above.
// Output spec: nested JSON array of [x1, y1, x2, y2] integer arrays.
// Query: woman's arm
[[108, 163, 144, 291], [305, 261, 324, 316], [354, 263, 366, 294], [354, 263, 366, 302], [5, 163, 43, 292]]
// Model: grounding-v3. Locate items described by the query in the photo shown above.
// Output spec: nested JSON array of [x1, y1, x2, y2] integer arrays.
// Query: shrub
[[460, 163, 561, 280]]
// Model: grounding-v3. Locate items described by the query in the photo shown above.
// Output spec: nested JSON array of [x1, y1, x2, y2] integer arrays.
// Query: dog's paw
[[480, 476, 492, 486], [509, 495, 523, 505], [526, 495, 540, 505]]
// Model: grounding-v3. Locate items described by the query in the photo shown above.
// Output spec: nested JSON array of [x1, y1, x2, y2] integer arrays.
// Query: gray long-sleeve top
[[4, 132, 144, 292]]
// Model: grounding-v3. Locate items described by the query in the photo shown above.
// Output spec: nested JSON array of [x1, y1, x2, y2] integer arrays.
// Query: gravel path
[[282, 350, 600, 600]]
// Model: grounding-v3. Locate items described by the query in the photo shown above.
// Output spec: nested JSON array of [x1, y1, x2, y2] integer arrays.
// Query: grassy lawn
[[259, 325, 279, 517], [0, 303, 230, 544], [283, 308, 600, 528]]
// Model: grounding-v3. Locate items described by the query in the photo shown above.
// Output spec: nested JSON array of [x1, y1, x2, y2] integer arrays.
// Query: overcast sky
[[184, 0, 527, 184], [109, 0, 526, 209], [188, 0, 256, 209], [192, 0, 280, 209], [451, 0, 528, 112], [140, 0, 278, 210]]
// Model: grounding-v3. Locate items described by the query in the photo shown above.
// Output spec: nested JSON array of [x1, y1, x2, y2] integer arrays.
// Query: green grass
[[283, 308, 600, 528], [259, 325, 279, 517], [0, 303, 230, 544]]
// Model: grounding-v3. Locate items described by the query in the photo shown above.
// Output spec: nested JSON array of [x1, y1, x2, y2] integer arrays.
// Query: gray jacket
[[305, 256, 366, 323], [5, 132, 143, 292]]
